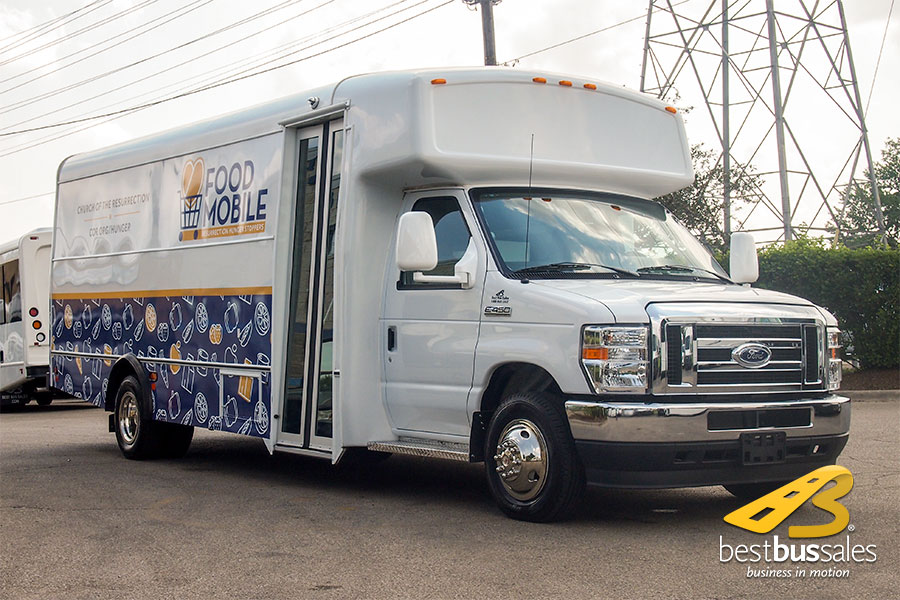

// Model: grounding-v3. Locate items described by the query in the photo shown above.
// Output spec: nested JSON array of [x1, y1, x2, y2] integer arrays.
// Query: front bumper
[[565, 394, 850, 488]]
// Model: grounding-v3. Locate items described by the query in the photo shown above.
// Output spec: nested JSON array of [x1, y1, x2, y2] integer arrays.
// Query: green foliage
[[836, 137, 900, 248], [656, 144, 761, 254], [753, 240, 899, 369]]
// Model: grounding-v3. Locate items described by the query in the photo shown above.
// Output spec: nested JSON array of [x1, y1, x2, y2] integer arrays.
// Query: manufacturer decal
[[484, 306, 512, 316]]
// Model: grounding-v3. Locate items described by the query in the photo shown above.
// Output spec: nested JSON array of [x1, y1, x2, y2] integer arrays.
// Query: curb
[[845, 389, 900, 402]]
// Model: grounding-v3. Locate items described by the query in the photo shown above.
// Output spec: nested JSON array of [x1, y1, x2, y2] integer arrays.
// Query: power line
[[503, 0, 691, 64], [0, 0, 454, 140], [0, 0, 111, 51], [864, 0, 895, 116], [0, 0, 216, 92], [0, 0, 412, 155], [0, 0, 307, 118], [0, 0, 157, 68], [0, 192, 55, 208]]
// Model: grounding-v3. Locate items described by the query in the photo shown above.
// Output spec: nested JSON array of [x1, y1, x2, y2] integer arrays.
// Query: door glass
[[282, 136, 319, 435], [314, 129, 343, 438], [400, 197, 471, 285]]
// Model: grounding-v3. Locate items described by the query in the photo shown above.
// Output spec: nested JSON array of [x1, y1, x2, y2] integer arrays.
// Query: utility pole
[[465, 0, 499, 66]]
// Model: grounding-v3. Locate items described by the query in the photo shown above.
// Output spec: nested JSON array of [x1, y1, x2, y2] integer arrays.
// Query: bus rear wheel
[[114, 376, 161, 459]]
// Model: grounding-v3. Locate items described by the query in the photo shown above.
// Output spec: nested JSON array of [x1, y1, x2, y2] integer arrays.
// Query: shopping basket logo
[[180, 157, 205, 233]]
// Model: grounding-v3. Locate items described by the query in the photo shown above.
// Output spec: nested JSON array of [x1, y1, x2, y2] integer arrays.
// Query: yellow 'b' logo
[[724, 465, 853, 538]]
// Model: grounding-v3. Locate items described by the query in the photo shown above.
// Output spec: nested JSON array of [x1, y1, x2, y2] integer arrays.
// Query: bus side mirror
[[729, 232, 758, 284], [396, 212, 438, 272]]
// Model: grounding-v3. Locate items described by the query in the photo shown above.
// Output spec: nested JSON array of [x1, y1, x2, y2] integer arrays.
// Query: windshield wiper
[[637, 264, 732, 283], [513, 262, 639, 277]]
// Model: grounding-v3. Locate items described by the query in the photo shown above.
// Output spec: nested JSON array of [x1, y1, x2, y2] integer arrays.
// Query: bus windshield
[[471, 189, 730, 281]]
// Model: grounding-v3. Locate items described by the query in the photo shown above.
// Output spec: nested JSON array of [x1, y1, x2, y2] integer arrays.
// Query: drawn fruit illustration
[[169, 341, 182, 374], [112, 322, 122, 341], [145, 303, 157, 332], [238, 320, 252, 348], [195, 302, 208, 333], [75, 356, 82, 374], [254, 302, 270, 336], [182, 320, 194, 344], [133, 319, 144, 342], [101, 304, 112, 330], [64, 304, 73, 329], [157, 321, 169, 343], [169, 303, 182, 331], [195, 392, 208, 423], [209, 323, 223, 345], [122, 304, 134, 329], [168, 391, 181, 419], [103, 344, 113, 367], [224, 302, 238, 333], [254, 399, 269, 435]]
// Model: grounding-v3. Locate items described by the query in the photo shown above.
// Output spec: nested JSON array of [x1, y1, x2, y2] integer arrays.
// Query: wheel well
[[470, 362, 563, 461], [105, 355, 150, 413]]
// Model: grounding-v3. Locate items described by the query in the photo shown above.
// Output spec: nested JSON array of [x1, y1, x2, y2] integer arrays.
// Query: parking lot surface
[[1, 398, 897, 599]]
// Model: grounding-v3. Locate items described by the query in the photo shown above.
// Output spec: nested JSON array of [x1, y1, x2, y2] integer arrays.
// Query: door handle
[[387, 326, 396, 352]]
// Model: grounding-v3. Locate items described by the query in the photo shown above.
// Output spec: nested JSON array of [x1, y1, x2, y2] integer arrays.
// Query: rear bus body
[[1, 228, 53, 406]]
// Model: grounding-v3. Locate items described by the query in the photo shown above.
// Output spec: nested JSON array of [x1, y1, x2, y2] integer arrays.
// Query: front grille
[[662, 321, 824, 393]]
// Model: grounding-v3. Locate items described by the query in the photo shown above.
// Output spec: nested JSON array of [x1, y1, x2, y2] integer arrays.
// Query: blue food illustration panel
[[50, 291, 272, 438]]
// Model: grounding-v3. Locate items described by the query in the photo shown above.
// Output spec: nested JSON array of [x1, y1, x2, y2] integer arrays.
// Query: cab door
[[382, 190, 486, 437]]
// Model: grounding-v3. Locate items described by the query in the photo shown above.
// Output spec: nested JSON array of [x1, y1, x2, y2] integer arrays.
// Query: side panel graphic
[[51, 290, 272, 438]]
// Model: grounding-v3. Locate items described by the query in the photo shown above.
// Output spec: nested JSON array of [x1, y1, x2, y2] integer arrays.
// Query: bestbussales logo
[[718, 466, 877, 579]]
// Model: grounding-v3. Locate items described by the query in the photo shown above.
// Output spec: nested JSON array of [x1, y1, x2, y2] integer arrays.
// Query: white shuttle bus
[[51, 68, 849, 521], [1, 228, 54, 407]]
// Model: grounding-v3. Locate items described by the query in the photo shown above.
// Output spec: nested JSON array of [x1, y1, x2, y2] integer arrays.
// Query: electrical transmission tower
[[640, 0, 885, 244]]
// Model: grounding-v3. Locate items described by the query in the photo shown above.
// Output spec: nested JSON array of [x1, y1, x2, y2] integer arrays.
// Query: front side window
[[400, 196, 471, 287], [472, 188, 729, 282]]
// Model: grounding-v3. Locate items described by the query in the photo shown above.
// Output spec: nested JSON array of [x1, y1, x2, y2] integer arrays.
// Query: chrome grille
[[649, 304, 827, 396]]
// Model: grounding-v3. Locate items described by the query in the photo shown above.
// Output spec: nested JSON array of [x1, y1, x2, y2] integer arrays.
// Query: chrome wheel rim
[[118, 391, 140, 446], [493, 418, 548, 501]]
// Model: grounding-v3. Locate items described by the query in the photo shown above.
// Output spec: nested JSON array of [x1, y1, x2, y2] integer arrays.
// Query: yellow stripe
[[52, 286, 272, 301]]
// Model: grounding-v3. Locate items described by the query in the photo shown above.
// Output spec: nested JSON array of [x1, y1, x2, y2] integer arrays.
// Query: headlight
[[582, 325, 649, 393], [826, 327, 842, 391]]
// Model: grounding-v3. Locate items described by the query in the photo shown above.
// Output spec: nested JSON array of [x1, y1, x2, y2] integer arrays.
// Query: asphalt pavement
[[1, 397, 897, 599]]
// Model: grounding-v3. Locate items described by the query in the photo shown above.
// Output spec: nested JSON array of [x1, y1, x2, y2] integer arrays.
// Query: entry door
[[277, 119, 344, 451], [382, 190, 485, 437]]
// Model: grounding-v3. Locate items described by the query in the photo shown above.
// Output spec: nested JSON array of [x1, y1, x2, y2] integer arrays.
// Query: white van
[[51, 68, 849, 521], [1, 228, 53, 407]]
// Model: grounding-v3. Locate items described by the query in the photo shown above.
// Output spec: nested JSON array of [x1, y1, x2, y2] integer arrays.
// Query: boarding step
[[368, 437, 470, 462]]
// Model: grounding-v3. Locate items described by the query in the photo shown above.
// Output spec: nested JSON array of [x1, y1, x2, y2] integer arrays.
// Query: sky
[[0, 0, 897, 245]]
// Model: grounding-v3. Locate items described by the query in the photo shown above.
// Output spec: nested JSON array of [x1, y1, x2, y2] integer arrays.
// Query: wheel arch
[[105, 354, 152, 414], [470, 361, 564, 461]]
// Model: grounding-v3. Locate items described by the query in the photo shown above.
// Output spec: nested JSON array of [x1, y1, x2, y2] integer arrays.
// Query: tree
[[835, 137, 900, 248], [655, 144, 760, 254]]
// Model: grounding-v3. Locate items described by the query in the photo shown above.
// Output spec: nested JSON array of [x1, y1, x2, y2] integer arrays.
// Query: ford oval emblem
[[732, 343, 772, 369]]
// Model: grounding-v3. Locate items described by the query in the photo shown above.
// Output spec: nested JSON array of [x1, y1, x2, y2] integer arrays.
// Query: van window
[[2, 261, 20, 324], [400, 196, 470, 287]]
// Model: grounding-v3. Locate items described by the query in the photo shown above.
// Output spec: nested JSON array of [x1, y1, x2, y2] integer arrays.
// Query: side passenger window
[[400, 196, 470, 287]]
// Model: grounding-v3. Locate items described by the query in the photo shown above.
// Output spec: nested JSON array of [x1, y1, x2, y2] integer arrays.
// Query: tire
[[724, 480, 791, 500], [114, 375, 162, 459], [484, 392, 585, 522], [157, 422, 194, 459], [36, 394, 52, 407]]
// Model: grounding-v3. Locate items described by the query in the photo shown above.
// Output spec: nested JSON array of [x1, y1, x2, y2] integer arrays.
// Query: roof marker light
[[431, 78, 446, 85], [583, 83, 597, 90], [665, 106, 678, 113], [533, 77, 547, 83], [559, 80, 573, 87]]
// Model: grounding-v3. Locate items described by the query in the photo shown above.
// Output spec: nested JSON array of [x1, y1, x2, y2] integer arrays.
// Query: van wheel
[[157, 422, 194, 459], [114, 375, 161, 459], [36, 394, 52, 406], [484, 392, 585, 522], [724, 480, 790, 500]]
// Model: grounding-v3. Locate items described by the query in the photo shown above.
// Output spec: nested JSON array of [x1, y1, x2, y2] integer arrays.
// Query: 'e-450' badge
[[484, 306, 512, 316]]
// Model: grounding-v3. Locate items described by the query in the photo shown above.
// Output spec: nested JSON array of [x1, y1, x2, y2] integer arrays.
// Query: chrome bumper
[[565, 395, 850, 443]]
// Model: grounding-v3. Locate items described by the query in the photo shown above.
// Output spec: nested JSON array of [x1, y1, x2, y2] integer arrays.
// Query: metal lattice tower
[[640, 0, 885, 243]]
